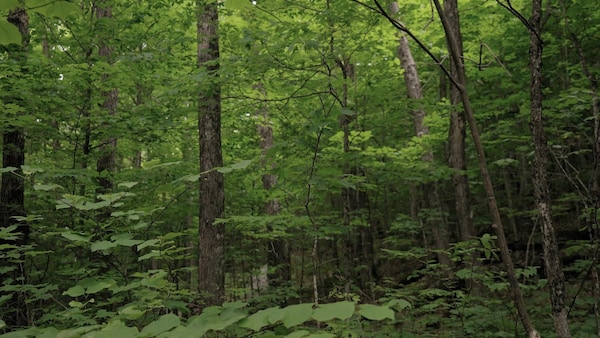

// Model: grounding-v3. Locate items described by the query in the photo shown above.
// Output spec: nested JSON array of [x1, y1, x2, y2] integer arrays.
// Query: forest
[[0, 0, 598, 337]]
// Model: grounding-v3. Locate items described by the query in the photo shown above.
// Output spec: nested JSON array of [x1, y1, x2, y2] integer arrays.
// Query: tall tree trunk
[[197, 0, 225, 307], [564, 4, 600, 333], [443, 0, 473, 242], [431, 0, 539, 335], [95, 3, 117, 194], [1, 6, 29, 328], [393, 2, 450, 267], [255, 83, 290, 291], [529, 0, 571, 336]]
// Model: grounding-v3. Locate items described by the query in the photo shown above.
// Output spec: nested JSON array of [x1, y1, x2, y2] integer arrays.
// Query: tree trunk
[[1, 6, 29, 328], [95, 3, 118, 194], [197, 0, 225, 308], [443, 0, 473, 242], [529, 0, 571, 336], [393, 9, 450, 267], [255, 83, 290, 291], [431, 0, 539, 335]]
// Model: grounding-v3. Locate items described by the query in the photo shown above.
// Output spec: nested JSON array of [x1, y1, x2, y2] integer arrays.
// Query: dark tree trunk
[[529, 0, 571, 336], [431, 0, 539, 335], [95, 3, 118, 194], [1, 6, 29, 329], [197, 0, 225, 308], [443, 0, 473, 242]]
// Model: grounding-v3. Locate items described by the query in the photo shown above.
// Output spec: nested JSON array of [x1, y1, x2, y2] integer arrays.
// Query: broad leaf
[[312, 301, 354, 321], [26, 0, 79, 18], [140, 313, 180, 337], [61, 232, 91, 242], [0, 21, 21, 45], [63, 285, 85, 297], [358, 304, 394, 321], [282, 303, 314, 328], [91, 241, 117, 252]]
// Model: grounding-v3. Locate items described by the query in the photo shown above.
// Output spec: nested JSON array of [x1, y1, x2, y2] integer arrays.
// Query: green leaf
[[312, 301, 354, 321], [138, 251, 160, 261], [230, 159, 252, 170], [0, 21, 21, 45], [358, 304, 394, 321], [239, 307, 281, 331], [119, 305, 145, 320], [140, 313, 180, 337], [226, 0, 251, 10], [91, 240, 117, 252], [115, 239, 142, 247], [0, 166, 18, 173], [0, 1, 20, 10], [34, 184, 63, 191], [81, 320, 138, 338], [285, 331, 310, 338], [63, 285, 85, 297], [85, 281, 112, 294], [61, 232, 91, 242], [282, 303, 314, 328], [0, 319, 5, 330], [137, 239, 159, 251], [20, 165, 44, 174], [26, 0, 80, 19], [118, 181, 138, 189]]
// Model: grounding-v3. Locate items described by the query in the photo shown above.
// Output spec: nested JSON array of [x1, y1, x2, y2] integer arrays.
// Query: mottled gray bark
[[529, 0, 570, 336]]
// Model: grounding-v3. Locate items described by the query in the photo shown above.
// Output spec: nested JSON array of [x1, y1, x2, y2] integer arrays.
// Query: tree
[[443, 0, 473, 243], [527, 0, 570, 335], [197, 0, 225, 307], [0, 5, 29, 328], [95, 1, 118, 194], [391, 1, 450, 267]]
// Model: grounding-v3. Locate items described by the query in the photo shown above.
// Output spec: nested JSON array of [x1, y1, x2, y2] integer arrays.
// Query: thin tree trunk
[[443, 0, 473, 243], [391, 5, 451, 266], [255, 83, 290, 291], [431, 0, 539, 336], [95, 3, 117, 194], [197, 0, 225, 308], [529, 0, 571, 336]]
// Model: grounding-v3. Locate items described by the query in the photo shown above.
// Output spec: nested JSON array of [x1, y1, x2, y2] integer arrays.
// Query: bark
[[431, 0, 539, 336], [95, 3, 118, 194], [529, 0, 571, 336], [197, 0, 225, 307], [0, 6, 29, 328], [392, 4, 450, 266], [255, 83, 290, 290], [443, 0, 473, 242]]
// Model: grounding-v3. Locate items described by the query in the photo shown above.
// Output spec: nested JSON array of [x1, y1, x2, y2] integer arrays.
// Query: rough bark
[[431, 0, 539, 335], [443, 0, 473, 242], [392, 4, 450, 266], [95, 3, 118, 194], [529, 0, 571, 336], [197, 0, 225, 307]]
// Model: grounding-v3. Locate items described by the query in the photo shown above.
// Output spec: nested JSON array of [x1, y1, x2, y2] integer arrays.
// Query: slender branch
[[349, 0, 459, 90]]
